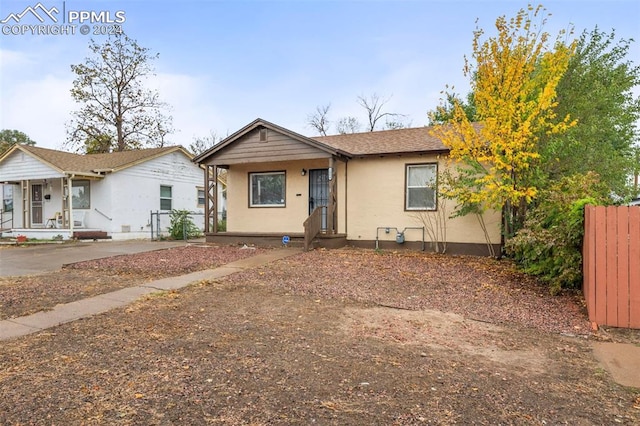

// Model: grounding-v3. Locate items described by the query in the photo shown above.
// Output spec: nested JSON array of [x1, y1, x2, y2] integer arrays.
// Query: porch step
[[73, 231, 111, 240]]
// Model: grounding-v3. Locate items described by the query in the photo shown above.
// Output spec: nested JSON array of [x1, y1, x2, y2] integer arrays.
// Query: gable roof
[[194, 118, 452, 165], [193, 118, 350, 164], [0, 145, 192, 178], [312, 126, 449, 156]]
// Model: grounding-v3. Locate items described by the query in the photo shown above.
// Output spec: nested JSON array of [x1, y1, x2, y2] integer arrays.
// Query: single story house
[[0, 145, 206, 240], [194, 118, 502, 255]]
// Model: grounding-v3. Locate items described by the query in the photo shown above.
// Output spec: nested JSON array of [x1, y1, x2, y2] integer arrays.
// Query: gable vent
[[259, 128, 268, 142]]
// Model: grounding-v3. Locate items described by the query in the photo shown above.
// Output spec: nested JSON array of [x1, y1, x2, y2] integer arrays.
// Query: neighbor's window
[[406, 163, 437, 210], [197, 187, 205, 207], [2, 185, 13, 212], [72, 180, 90, 209], [250, 171, 285, 207], [160, 185, 172, 210]]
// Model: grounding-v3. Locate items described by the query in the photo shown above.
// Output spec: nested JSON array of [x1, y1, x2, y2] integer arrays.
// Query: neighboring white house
[[0, 145, 209, 240]]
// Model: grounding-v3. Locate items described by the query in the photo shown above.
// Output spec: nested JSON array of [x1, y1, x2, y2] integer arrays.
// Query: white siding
[[104, 151, 204, 239], [0, 151, 63, 181]]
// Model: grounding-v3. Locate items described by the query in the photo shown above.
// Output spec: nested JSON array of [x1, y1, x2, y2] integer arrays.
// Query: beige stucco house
[[194, 118, 501, 255]]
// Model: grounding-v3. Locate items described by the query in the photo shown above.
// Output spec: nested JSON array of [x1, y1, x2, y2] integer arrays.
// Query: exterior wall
[[0, 150, 64, 181], [105, 151, 204, 239], [226, 158, 337, 233], [222, 154, 500, 251], [344, 155, 501, 247]]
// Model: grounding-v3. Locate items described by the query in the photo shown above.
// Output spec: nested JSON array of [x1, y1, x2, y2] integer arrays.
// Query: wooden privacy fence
[[583, 205, 640, 329]]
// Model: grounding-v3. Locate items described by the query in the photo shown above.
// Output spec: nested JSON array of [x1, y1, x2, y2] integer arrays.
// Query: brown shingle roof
[[312, 126, 449, 156], [18, 145, 190, 175]]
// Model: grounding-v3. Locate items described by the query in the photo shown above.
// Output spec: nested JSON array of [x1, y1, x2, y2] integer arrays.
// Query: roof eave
[[351, 148, 450, 158]]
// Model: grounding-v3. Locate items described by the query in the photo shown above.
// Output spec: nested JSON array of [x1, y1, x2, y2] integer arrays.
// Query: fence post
[[183, 214, 187, 241]]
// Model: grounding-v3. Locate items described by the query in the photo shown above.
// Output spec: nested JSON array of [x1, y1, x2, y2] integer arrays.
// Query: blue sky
[[1, 0, 639, 150]]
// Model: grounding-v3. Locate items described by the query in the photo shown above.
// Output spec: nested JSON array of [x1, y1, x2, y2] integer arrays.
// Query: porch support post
[[328, 157, 337, 234], [68, 177, 74, 236], [60, 178, 65, 227], [205, 165, 217, 233], [22, 180, 29, 229]]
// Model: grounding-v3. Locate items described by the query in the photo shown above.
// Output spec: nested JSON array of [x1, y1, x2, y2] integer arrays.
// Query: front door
[[309, 169, 329, 231], [31, 184, 43, 226]]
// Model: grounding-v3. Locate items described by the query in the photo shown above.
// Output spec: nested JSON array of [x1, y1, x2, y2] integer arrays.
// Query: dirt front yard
[[1, 246, 639, 424]]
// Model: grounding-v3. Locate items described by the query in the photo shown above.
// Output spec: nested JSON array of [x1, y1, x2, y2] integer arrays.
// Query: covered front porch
[[194, 119, 350, 250], [1, 175, 104, 240]]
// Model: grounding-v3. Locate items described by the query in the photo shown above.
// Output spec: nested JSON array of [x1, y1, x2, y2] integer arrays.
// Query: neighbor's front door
[[308, 169, 329, 231], [31, 183, 43, 226]]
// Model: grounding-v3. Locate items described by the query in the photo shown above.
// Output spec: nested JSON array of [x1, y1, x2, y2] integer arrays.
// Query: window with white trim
[[405, 164, 437, 210], [160, 185, 172, 210], [250, 171, 285, 207], [197, 187, 205, 208], [72, 180, 90, 209]]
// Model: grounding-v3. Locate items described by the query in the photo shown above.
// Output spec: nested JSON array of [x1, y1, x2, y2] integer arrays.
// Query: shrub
[[505, 173, 608, 294], [167, 210, 201, 240]]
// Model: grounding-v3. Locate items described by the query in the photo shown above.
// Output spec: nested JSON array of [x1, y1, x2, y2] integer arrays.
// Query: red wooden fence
[[583, 205, 640, 329]]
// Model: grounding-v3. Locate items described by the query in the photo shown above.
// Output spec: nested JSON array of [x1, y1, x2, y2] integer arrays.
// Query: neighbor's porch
[[0, 176, 108, 240]]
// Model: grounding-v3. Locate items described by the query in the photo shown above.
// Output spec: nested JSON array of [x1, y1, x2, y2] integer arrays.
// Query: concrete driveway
[[0, 240, 192, 277]]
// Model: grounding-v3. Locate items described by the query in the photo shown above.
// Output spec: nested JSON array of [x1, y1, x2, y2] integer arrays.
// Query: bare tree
[[384, 118, 412, 130], [357, 93, 404, 132], [67, 33, 173, 153], [307, 104, 331, 136], [336, 117, 361, 134], [189, 130, 221, 155]]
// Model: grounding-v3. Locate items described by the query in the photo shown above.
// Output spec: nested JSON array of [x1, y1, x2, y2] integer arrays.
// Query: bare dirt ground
[[1, 245, 639, 425]]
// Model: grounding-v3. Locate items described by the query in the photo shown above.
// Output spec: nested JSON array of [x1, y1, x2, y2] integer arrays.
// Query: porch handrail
[[0, 209, 13, 230], [303, 207, 323, 251], [94, 207, 113, 221]]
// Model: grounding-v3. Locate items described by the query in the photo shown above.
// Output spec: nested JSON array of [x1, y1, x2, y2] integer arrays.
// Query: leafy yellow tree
[[432, 4, 576, 239]]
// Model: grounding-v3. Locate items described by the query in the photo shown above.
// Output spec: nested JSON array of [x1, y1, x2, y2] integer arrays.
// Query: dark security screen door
[[308, 169, 329, 231]]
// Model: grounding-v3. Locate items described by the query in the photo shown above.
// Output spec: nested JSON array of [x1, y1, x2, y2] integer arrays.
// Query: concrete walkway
[[0, 240, 192, 276], [0, 248, 301, 341], [592, 342, 640, 388]]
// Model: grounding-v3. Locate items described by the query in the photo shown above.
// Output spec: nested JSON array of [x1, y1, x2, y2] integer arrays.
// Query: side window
[[160, 185, 172, 210], [197, 187, 205, 208], [405, 164, 437, 210], [249, 171, 285, 207]]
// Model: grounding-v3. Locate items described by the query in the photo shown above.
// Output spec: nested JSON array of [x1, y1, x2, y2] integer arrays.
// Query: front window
[[72, 180, 90, 209], [250, 171, 285, 207], [160, 185, 172, 210], [406, 164, 437, 210]]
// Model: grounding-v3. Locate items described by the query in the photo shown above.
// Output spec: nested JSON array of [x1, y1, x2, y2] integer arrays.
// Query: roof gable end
[[194, 118, 350, 165]]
